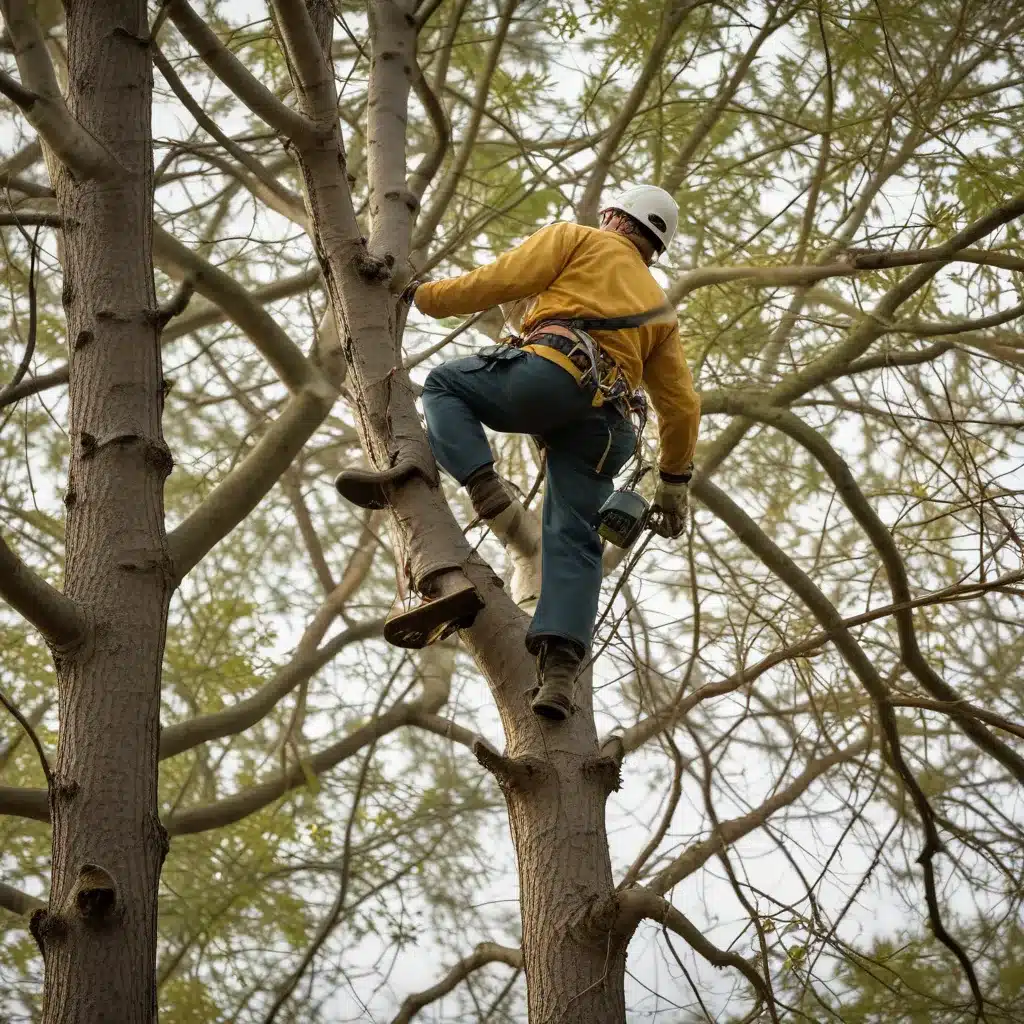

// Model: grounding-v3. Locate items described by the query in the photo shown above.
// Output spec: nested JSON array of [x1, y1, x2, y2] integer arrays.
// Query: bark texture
[[278, 4, 636, 1018], [36, 3, 171, 1020]]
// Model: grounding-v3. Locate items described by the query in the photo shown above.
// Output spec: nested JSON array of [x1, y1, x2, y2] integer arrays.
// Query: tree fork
[[40, 1, 172, 1020]]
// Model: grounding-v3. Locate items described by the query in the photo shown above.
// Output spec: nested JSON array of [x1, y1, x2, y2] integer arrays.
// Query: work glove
[[651, 475, 689, 539]]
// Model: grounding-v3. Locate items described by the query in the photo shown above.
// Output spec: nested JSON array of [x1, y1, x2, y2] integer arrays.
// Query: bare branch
[[167, 384, 338, 581], [166, 0, 318, 144], [615, 887, 769, 1006], [0, 685, 52, 785], [649, 735, 872, 895], [0, 879, 45, 918], [728, 400, 1024, 784], [614, 570, 1024, 755], [0, 0, 120, 179], [153, 46, 307, 225], [152, 226, 315, 392], [0, 784, 48, 823], [0, 532, 87, 651], [268, 0, 337, 127], [365, 0, 418, 264], [391, 942, 523, 1024]]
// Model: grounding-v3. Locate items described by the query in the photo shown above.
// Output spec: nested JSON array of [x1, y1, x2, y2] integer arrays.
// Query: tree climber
[[336, 186, 701, 721]]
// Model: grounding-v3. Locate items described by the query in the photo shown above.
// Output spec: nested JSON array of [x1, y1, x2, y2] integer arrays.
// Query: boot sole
[[384, 582, 484, 649], [334, 462, 418, 510]]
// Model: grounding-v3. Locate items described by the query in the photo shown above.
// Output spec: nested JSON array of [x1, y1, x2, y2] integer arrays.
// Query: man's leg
[[527, 409, 636, 719]]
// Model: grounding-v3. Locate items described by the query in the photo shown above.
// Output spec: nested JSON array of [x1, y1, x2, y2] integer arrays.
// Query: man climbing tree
[[336, 186, 701, 720]]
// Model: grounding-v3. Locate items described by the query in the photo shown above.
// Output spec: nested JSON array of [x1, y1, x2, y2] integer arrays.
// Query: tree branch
[[166, 0, 318, 144], [167, 384, 338, 581], [159, 618, 385, 759], [153, 47, 307, 225], [391, 942, 523, 1024], [268, 0, 337, 127], [0, 532, 87, 651], [0, 879, 45, 918], [728, 400, 1024, 784], [412, 0, 517, 253], [164, 697, 434, 835], [613, 570, 1024, 756], [578, 0, 702, 224], [648, 735, 871, 895], [365, 0, 418, 264], [0, 0, 120, 179], [152, 225, 315, 392], [615, 887, 769, 1006], [0, 784, 49, 823]]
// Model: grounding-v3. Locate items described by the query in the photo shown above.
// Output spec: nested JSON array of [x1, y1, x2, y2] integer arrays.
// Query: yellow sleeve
[[642, 324, 701, 477], [414, 223, 577, 318]]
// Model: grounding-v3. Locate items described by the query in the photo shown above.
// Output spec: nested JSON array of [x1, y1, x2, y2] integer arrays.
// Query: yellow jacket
[[415, 222, 700, 476]]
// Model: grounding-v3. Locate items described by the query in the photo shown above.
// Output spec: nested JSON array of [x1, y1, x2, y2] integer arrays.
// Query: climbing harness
[[508, 301, 670, 438]]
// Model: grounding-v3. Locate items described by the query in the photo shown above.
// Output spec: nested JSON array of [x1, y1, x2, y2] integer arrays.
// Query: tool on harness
[[596, 463, 652, 548]]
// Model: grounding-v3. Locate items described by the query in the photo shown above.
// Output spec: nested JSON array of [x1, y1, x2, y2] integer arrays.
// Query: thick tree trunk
[[278, 5, 632, 1019], [32, 3, 171, 1021], [496, 689, 629, 1023]]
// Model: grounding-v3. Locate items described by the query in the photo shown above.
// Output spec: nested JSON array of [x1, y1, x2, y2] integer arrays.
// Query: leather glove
[[651, 476, 689, 539]]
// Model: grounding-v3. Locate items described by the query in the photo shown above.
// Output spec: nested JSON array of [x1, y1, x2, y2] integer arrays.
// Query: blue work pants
[[421, 347, 635, 655]]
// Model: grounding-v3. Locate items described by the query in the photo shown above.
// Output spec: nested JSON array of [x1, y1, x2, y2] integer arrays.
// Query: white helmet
[[601, 185, 679, 252]]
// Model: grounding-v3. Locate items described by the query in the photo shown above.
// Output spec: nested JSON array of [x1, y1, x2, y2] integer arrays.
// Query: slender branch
[[0, 784, 49, 823], [153, 47, 307, 225], [0, 685, 52, 785], [0, 532, 87, 651], [166, 0, 318, 143], [0, 879, 45, 918], [728, 400, 1024, 784], [0, 226, 38, 403], [159, 618, 385, 759], [615, 887, 769, 1006], [152, 226, 315, 392], [167, 384, 338, 581], [614, 570, 1024, 755], [660, 0, 791, 194], [391, 942, 523, 1024], [578, 0, 703, 224], [408, 60, 449, 202], [649, 735, 871, 895], [0, 0, 120, 179], [164, 698, 429, 835], [412, 0, 518, 252]]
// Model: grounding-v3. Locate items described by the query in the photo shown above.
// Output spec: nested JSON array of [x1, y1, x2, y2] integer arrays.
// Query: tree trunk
[[495, 683, 629, 1023], [33, 3, 171, 1021], [278, 4, 632, 1019]]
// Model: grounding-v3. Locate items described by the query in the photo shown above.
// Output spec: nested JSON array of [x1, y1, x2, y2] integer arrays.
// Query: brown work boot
[[530, 642, 582, 721], [383, 570, 484, 649], [335, 459, 420, 510]]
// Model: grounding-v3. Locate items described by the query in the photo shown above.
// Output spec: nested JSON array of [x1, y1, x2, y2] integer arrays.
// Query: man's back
[[414, 218, 700, 477]]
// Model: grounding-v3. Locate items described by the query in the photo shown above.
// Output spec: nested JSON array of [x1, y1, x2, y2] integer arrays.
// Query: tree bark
[[34, 3, 171, 1021], [276, 4, 635, 1018]]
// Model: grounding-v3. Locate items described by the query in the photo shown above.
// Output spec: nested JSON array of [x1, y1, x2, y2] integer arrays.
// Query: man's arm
[[414, 223, 577, 318], [642, 325, 701, 478]]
